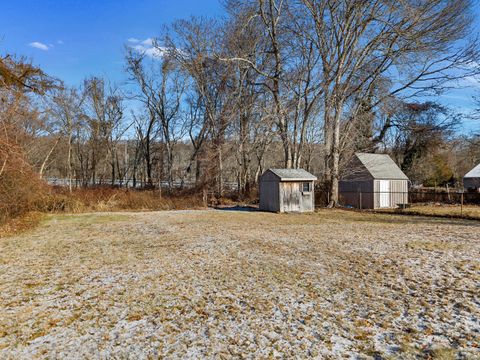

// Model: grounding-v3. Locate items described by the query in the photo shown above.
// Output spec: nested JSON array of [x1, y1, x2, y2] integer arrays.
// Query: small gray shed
[[463, 163, 480, 191], [339, 153, 409, 209], [259, 169, 317, 213]]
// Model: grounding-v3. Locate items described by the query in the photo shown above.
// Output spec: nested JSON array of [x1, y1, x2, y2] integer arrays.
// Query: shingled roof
[[267, 168, 317, 181], [464, 163, 480, 178], [355, 153, 408, 180]]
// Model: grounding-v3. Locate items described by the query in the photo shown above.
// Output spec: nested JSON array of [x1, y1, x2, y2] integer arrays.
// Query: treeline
[[2, 0, 480, 220]]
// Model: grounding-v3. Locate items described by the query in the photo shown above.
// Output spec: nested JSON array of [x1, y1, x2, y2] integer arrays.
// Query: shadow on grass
[[213, 205, 259, 212]]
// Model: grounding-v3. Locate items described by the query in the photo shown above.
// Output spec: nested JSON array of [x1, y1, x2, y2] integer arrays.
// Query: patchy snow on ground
[[0, 210, 479, 359]]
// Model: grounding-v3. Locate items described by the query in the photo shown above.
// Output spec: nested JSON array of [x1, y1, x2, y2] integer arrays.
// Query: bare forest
[[2, 0, 480, 223]]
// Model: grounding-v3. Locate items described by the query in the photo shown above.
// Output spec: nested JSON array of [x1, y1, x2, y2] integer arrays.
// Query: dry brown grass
[[38, 187, 207, 213], [1, 185, 207, 235], [0, 212, 44, 238], [387, 204, 480, 220], [0, 209, 478, 358]]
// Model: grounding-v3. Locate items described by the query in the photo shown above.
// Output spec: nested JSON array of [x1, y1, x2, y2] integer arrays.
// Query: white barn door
[[379, 180, 390, 208]]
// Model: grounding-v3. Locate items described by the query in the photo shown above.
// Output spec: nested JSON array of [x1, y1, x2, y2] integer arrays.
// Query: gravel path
[[0, 210, 479, 359]]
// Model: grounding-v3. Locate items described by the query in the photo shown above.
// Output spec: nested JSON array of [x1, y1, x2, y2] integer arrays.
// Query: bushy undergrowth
[[0, 139, 46, 225], [0, 212, 44, 237], [39, 187, 207, 213], [1, 137, 244, 231], [1, 170, 209, 231], [0, 170, 44, 223]]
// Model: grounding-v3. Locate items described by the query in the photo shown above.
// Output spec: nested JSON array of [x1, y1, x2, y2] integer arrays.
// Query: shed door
[[379, 180, 390, 208], [282, 182, 301, 212]]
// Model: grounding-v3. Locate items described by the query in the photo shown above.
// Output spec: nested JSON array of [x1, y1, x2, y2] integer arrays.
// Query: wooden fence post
[[461, 191, 464, 217]]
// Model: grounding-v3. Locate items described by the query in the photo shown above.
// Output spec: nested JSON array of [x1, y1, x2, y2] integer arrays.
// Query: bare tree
[[126, 49, 185, 190], [83, 77, 127, 186], [166, 17, 237, 195], [50, 86, 84, 191], [300, 0, 479, 206], [222, 0, 294, 168]]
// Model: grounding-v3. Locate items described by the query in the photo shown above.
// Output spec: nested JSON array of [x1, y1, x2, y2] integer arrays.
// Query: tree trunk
[[67, 132, 73, 192], [217, 144, 223, 196], [323, 97, 333, 197], [328, 101, 344, 207], [39, 137, 60, 179], [165, 142, 174, 191]]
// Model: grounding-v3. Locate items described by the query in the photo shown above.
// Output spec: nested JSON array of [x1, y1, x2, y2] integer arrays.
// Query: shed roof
[[464, 163, 480, 178], [355, 153, 408, 180], [266, 168, 317, 181]]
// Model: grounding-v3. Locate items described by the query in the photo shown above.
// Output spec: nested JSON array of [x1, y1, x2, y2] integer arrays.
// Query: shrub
[[0, 140, 46, 225]]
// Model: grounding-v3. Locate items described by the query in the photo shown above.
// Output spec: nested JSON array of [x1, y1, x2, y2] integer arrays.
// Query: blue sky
[[1, 0, 479, 133], [0, 0, 223, 84]]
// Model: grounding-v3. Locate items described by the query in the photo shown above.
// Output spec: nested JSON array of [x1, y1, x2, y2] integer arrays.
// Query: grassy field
[[0, 209, 479, 359], [390, 204, 480, 220]]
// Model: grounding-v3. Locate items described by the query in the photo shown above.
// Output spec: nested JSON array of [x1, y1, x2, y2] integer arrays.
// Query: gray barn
[[464, 163, 480, 191], [259, 169, 317, 213], [339, 153, 409, 209]]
